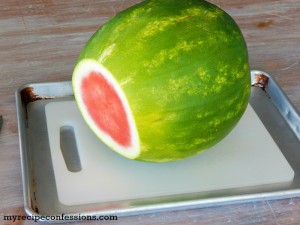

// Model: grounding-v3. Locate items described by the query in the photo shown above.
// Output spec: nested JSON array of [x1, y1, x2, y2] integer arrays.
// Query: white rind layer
[[72, 59, 140, 159]]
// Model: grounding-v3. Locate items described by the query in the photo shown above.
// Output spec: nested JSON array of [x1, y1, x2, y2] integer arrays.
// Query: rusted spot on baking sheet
[[31, 169, 39, 214], [252, 73, 269, 90], [20, 87, 51, 106]]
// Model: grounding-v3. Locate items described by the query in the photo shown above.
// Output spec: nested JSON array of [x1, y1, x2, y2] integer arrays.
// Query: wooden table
[[1, 0, 299, 224]]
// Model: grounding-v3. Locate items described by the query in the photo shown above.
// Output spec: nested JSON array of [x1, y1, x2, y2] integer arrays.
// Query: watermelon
[[72, 0, 251, 162]]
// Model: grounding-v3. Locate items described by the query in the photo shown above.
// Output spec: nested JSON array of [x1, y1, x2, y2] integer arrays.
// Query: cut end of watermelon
[[72, 59, 140, 159]]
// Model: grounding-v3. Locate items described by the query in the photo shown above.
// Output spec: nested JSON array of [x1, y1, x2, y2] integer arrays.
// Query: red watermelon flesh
[[81, 71, 132, 148]]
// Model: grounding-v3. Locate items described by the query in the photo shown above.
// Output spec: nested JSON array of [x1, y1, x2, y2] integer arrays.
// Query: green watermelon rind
[[72, 0, 251, 162]]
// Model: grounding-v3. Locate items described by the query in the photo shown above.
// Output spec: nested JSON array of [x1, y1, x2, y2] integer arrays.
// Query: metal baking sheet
[[15, 70, 300, 222]]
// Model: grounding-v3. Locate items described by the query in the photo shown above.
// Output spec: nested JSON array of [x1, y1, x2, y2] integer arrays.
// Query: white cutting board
[[45, 101, 294, 206]]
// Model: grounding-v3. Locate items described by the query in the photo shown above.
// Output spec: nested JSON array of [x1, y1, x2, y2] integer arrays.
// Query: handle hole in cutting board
[[60, 126, 82, 172]]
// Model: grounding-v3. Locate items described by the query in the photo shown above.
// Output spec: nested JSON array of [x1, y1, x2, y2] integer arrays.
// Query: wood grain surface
[[0, 0, 299, 224]]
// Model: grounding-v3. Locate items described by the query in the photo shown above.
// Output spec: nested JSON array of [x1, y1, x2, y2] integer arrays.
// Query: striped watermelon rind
[[72, 0, 251, 162]]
